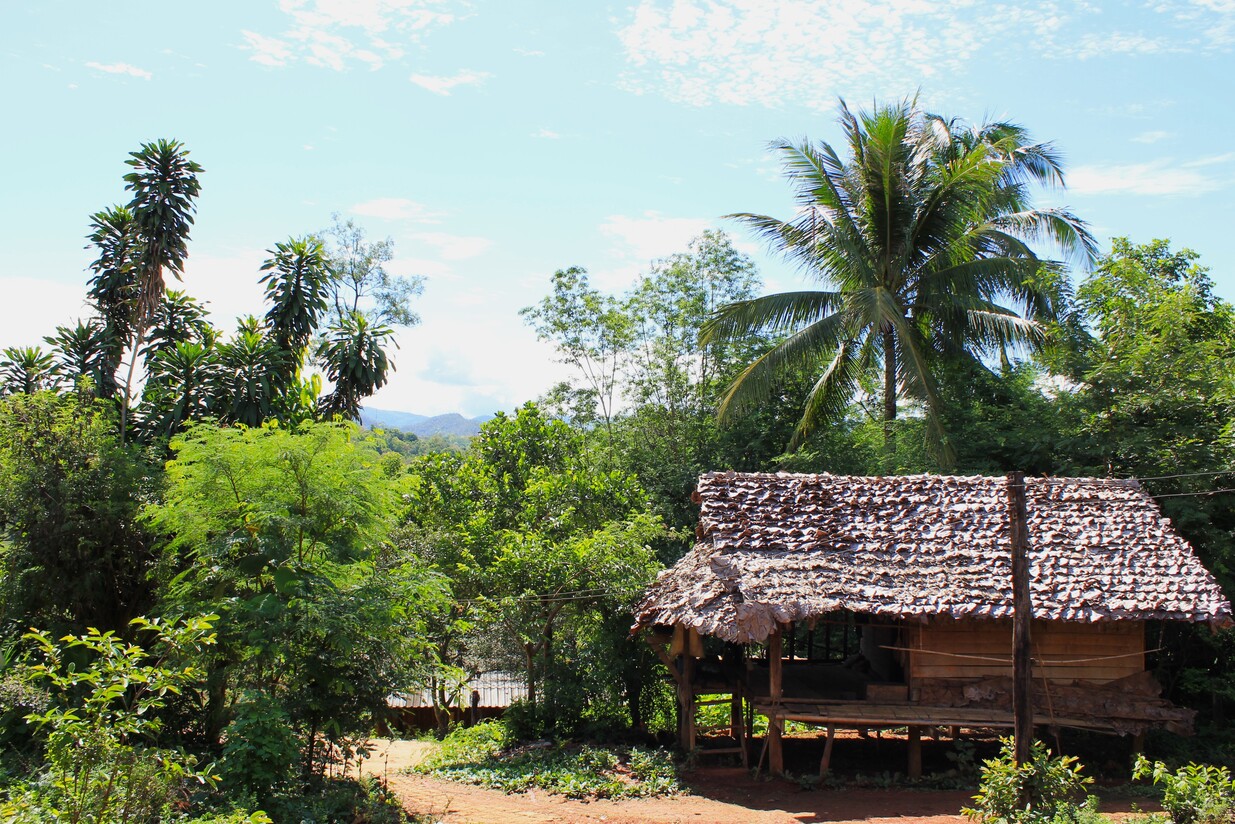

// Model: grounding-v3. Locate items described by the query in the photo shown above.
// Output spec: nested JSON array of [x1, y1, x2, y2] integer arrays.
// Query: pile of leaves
[[413, 721, 680, 800]]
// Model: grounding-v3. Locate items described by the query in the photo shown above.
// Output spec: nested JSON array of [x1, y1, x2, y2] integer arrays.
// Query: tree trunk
[[882, 325, 897, 463], [543, 615, 555, 734], [524, 642, 537, 710]]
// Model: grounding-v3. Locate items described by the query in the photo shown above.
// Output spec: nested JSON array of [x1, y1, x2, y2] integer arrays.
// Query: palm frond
[[700, 291, 843, 343], [715, 311, 857, 422]]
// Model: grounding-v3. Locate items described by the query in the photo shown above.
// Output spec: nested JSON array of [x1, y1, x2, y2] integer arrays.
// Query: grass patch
[[413, 721, 681, 800]]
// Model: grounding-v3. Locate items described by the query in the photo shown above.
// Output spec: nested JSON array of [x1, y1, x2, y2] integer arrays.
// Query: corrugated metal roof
[[389, 671, 527, 709]]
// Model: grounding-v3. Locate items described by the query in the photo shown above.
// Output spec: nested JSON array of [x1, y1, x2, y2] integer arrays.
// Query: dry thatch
[[633, 472, 1232, 644]]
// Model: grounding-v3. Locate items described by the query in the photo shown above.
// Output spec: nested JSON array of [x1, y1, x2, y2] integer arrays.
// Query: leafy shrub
[[0, 616, 220, 823], [219, 692, 300, 802], [1133, 755, 1235, 824], [415, 720, 680, 800], [963, 738, 1096, 824], [262, 776, 408, 824]]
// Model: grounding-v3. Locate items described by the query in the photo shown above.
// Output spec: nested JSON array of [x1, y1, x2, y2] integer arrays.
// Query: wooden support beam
[[907, 724, 922, 779], [731, 690, 747, 767], [768, 628, 784, 775], [819, 725, 836, 778], [1007, 470, 1034, 769], [680, 653, 696, 751]]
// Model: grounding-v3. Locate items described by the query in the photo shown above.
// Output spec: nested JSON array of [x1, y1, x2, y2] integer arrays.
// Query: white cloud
[[601, 211, 713, 261], [1069, 156, 1230, 196], [411, 232, 492, 260], [614, 0, 1229, 109], [240, 31, 293, 67], [350, 197, 444, 222], [242, 0, 458, 70], [532, 128, 561, 139], [1070, 31, 1168, 59], [409, 69, 490, 95], [84, 61, 152, 80], [1131, 130, 1172, 144]]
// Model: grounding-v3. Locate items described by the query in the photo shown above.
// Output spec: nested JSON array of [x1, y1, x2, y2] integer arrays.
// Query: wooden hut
[[632, 472, 1232, 776]]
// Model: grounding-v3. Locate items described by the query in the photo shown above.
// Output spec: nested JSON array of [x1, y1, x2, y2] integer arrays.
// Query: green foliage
[[0, 391, 155, 635], [316, 311, 396, 421], [963, 738, 1096, 824], [398, 404, 667, 734], [319, 213, 424, 329], [708, 98, 1094, 463], [0, 615, 227, 823], [0, 346, 57, 396], [417, 720, 680, 800], [123, 138, 204, 323], [149, 421, 449, 783], [218, 693, 299, 801], [261, 776, 408, 824], [1133, 755, 1235, 824]]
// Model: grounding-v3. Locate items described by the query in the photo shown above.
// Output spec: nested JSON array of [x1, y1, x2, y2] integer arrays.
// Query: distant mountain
[[359, 408, 429, 430], [361, 408, 493, 438]]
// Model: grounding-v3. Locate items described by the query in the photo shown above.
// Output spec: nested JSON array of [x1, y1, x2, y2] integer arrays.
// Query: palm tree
[[45, 320, 113, 396], [316, 312, 395, 421], [115, 139, 203, 442], [0, 347, 58, 395], [259, 236, 331, 398], [702, 98, 1095, 463]]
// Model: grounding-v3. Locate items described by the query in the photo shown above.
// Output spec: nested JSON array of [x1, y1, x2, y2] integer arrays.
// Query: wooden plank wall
[[906, 619, 1144, 684]]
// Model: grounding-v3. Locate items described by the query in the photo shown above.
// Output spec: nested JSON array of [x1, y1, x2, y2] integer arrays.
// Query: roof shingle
[[633, 472, 1232, 643]]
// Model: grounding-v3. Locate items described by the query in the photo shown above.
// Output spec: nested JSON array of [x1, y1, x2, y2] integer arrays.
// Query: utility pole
[[1007, 471, 1033, 768]]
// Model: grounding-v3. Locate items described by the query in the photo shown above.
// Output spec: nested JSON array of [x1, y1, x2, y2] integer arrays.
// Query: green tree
[[84, 205, 138, 401], [45, 321, 113, 397], [0, 392, 155, 636], [319, 214, 424, 328], [704, 98, 1095, 463], [400, 405, 666, 734], [316, 312, 395, 421], [116, 140, 204, 443], [0, 347, 57, 396], [522, 267, 633, 436], [260, 237, 330, 372], [147, 422, 446, 786]]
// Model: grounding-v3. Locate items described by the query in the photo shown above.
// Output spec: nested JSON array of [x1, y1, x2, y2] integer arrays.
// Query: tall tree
[[115, 140, 203, 442], [319, 214, 424, 328], [84, 205, 138, 400], [703, 98, 1095, 463]]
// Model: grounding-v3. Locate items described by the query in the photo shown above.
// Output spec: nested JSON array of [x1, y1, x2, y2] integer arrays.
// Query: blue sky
[[2, 1, 1233, 416]]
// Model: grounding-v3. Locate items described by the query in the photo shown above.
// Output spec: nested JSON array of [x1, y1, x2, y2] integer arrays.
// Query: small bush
[[1133, 755, 1235, 824], [415, 720, 680, 800], [218, 692, 299, 802], [963, 738, 1096, 824], [263, 776, 408, 824]]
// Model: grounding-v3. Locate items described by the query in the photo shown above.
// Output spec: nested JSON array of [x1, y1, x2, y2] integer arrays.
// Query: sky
[[2, 1, 1233, 418]]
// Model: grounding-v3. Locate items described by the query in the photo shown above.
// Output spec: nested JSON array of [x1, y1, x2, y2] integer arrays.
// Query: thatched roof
[[633, 472, 1232, 644]]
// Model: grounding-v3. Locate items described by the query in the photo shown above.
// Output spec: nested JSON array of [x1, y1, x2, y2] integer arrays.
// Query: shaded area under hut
[[632, 472, 1232, 777]]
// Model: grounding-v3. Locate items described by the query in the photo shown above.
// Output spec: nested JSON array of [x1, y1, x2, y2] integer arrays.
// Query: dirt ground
[[359, 738, 1157, 824]]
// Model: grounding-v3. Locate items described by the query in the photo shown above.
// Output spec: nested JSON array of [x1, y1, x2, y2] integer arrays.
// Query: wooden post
[[1007, 471, 1034, 769], [768, 628, 784, 775], [680, 653, 696, 751], [907, 725, 922, 778], [819, 724, 836, 778]]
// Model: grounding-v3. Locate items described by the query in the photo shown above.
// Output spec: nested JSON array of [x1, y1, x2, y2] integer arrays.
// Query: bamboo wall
[[905, 618, 1144, 685]]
